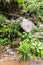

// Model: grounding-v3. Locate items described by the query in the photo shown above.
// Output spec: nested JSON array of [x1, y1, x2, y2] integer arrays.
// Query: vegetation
[[0, 15, 21, 45], [31, 37, 43, 57], [0, 0, 43, 61], [18, 41, 31, 60], [26, 0, 43, 22], [0, 14, 7, 22], [18, 34, 43, 60], [0, 38, 9, 46]]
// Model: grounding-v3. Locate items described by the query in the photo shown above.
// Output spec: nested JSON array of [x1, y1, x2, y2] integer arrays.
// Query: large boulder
[[20, 17, 35, 32]]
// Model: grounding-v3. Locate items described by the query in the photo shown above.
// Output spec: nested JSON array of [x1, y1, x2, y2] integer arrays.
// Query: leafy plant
[[0, 19, 21, 45], [0, 14, 7, 22], [31, 37, 43, 57], [22, 32, 32, 40], [18, 32, 32, 60], [8, 21, 21, 39], [0, 24, 11, 38], [0, 38, 10, 46], [17, 0, 24, 4], [18, 40, 31, 60], [25, 0, 43, 23]]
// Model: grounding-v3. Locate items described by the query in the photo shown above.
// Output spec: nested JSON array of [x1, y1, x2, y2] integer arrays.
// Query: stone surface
[[5, 20, 11, 24], [5, 48, 16, 55], [32, 32, 43, 40], [20, 17, 35, 32], [0, 48, 19, 61], [39, 24, 43, 29], [30, 59, 43, 65]]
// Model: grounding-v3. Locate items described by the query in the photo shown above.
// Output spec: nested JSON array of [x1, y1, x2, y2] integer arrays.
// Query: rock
[[3, 54, 8, 57], [9, 51, 15, 55], [0, 59, 4, 62], [5, 49, 12, 54], [32, 32, 43, 40], [39, 24, 43, 29], [9, 57, 19, 61], [6, 49, 12, 52], [5, 20, 11, 24], [20, 17, 35, 32], [34, 32, 43, 36], [30, 59, 43, 65], [6, 48, 16, 55]]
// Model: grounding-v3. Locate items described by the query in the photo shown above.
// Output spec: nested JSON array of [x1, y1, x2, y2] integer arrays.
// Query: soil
[[0, 48, 43, 65], [0, 58, 43, 65], [0, 60, 30, 65]]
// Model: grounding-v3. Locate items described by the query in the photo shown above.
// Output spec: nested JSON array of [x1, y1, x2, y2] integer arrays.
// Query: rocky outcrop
[[20, 17, 35, 32]]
